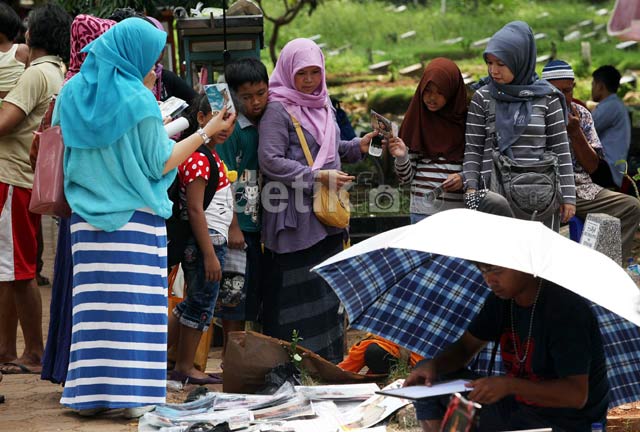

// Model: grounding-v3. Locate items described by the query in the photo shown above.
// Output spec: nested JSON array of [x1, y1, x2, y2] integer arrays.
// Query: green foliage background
[[258, 0, 635, 103]]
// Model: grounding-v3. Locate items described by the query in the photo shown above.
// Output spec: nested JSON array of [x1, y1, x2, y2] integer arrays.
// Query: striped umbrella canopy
[[314, 209, 640, 407]]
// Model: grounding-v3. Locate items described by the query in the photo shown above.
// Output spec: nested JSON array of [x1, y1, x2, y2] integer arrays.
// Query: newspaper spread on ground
[[295, 383, 380, 401], [251, 393, 315, 421], [139, 381, 402, 432], [340, 379, 411, 430], [140, 408, 253, 431], [212, 381, 297, 411]]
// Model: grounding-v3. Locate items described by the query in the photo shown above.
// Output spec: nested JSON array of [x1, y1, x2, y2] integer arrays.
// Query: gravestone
[[582, 31, 597, 40], [537, 11, 550, 19], [400, 30, 417, 40], [368, 60, 393, 74], [616, 41, 638, 51], [580, 213, 622, 265], [317, 42, 327, 49], [399, 63, 423, 78], [564, 30, 581, 42], [534, 33, 547, 40], [594, 23, 606, 32], [536, 54, 551, 64], [308, 34, 321, 41], [471, 37, 491, 49], [394, 5, 407, 12], [578, 19, 594, 28], [596, 8, 609, 16], [443, 36, 464, 45], [581, 42, 592, 68], [621, 73, 638, 86]]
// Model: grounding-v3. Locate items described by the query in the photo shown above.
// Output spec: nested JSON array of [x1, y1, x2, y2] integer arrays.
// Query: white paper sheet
[[375, 379, 470, 400]]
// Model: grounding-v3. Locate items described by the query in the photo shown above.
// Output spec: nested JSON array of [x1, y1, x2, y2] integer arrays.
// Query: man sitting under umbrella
[[405, 263, 610, 432]]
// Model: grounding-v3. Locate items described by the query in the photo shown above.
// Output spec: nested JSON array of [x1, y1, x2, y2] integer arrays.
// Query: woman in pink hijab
[[258, 38, 374, 363]]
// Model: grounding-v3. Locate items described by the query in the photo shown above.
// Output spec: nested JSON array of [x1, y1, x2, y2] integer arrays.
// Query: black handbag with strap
[[486, 98, 562, 221]]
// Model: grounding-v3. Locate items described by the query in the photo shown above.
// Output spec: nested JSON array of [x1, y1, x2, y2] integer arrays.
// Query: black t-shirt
[[161, 69, 197, 104], [468, 281, 609, 430]]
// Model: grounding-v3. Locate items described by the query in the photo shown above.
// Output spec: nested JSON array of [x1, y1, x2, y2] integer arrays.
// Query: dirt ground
[[0, 217, 638, 432]]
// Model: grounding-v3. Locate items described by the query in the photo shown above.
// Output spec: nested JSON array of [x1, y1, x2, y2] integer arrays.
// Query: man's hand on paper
[[403, 359, 437, 387], [465, 376, 512, 404]]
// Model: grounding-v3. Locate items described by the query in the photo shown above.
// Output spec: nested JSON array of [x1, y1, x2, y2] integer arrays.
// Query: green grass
[[258, 0, 637, 102]]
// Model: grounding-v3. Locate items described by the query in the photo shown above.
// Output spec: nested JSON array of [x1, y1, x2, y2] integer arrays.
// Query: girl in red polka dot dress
[[168, 94, 236, 384]]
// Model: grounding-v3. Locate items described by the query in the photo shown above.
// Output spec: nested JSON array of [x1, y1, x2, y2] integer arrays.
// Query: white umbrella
[[317, 208, 640, 327]]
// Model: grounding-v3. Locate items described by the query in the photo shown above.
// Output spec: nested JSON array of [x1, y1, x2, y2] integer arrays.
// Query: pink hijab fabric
[[65, 15, 116, 84], [269, 38, 337, 170]]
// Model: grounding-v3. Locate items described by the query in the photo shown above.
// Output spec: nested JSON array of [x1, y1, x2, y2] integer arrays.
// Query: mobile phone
[[368, 134, 383, 157]]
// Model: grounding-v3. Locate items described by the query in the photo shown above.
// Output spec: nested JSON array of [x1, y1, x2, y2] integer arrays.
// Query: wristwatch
[[196, 128, 210, 144]]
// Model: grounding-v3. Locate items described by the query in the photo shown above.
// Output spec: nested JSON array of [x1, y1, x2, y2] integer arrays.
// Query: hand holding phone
[[369, 133, 383, 157]]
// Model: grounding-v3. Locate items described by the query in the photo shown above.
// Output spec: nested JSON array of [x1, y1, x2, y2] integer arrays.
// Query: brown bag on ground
[[223, 331, 383, 394]]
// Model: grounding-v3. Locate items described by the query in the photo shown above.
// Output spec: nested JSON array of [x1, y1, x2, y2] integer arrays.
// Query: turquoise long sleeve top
[[58, 112, 177, 232]]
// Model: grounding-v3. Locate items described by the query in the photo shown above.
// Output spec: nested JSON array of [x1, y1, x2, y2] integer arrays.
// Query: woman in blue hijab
[[54, 18, 235, 418], [462, 21, 576, 231]]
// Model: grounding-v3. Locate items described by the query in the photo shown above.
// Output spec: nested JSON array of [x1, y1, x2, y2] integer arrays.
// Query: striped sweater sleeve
[[462, 90, 487, 190], [545, 96, 576, 205], [394, 151, 420, 184]]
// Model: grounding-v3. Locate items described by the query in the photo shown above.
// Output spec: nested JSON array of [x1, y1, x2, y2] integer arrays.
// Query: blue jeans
[[173, 230, 227, 332]]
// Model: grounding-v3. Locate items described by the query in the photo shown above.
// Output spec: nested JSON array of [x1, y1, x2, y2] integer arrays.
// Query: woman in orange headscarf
[[389, 58, 468, 224]]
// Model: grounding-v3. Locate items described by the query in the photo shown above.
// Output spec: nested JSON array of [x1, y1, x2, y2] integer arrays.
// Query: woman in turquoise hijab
[[54, 18, 235, 417]]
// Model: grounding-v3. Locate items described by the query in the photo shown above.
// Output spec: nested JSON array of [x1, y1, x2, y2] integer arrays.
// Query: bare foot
[[0, 355, 17, 364], [18, 354, 42, 366]]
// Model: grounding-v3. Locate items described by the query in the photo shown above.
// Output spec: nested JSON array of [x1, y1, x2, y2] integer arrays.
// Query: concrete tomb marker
[[580, 213, 622, 265]]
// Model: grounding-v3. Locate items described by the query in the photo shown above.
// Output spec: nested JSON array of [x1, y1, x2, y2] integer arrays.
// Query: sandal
[[169, 370, 222, 385], [0, 362, 42, 375]]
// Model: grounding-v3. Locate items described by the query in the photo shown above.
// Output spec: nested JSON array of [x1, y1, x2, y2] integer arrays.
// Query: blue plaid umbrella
[[316, 247, 487, 359], [314, 209, 640, 408]]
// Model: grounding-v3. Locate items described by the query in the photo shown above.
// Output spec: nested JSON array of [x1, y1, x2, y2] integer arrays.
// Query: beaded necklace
[[510, 278, 543, 364]]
